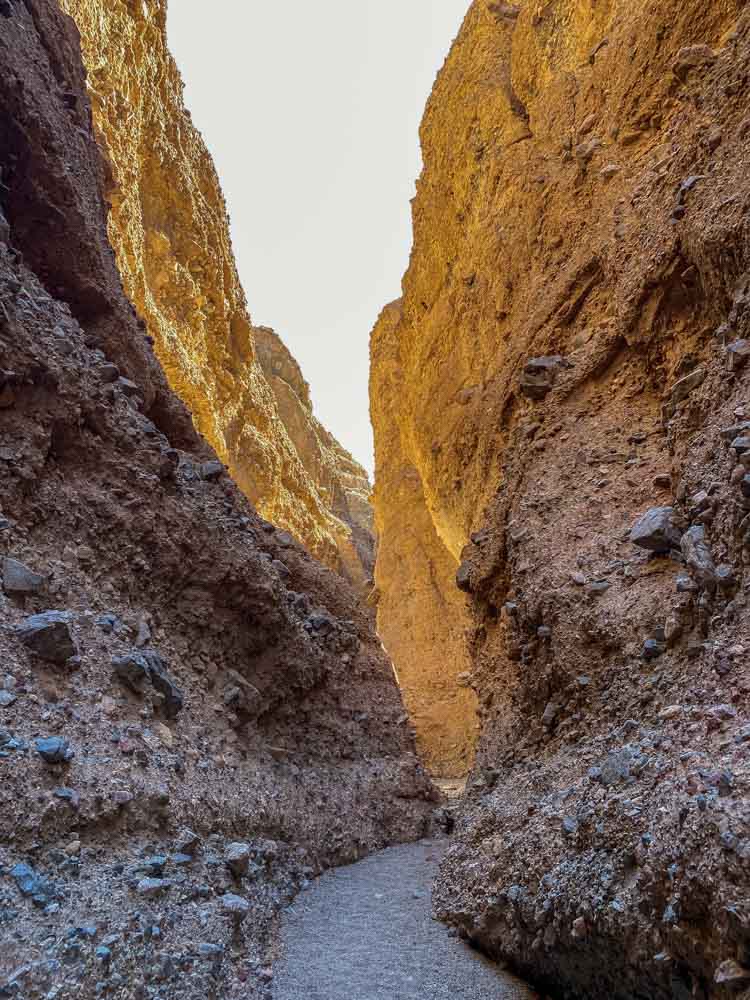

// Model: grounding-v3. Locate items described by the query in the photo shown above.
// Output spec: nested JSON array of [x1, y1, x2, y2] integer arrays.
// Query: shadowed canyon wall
[[58, 0, 373, 586], [0, 2, 433, 995], [372, 0, 750, 996]]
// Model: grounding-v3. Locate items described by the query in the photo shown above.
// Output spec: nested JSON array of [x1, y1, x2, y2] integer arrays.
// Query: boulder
[[629, 507, 680, 552], [2, 557, 44, 594], [16, 611, 77, 664]]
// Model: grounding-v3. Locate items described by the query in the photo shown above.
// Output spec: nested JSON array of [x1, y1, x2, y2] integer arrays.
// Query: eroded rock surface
[[254, 326, 375, 589], [58, 0, 374, 584], [371, 1, 750, 996], [0, 4, 433, 997], [371, 301, 479, 778]]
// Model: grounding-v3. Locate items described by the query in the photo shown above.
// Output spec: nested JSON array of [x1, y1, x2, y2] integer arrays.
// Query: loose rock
[[16, 611, 77, 664], [35, 737, 75, 764], [630, 507, 680, 552], [2, 557, 44, 595]]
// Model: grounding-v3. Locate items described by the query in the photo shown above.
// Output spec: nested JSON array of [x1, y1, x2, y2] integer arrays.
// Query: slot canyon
[[1, 1, 749, 999]]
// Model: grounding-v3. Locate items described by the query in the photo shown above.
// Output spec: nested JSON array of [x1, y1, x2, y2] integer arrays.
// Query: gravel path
[[273, 840, 535, 1000]]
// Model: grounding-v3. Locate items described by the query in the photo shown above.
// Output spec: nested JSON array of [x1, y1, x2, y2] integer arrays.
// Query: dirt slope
[[371, 0, 750, 996], [0, 4, 433, 997]]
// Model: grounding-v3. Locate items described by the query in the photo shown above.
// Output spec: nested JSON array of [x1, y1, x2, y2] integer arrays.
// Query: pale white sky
[[167, 2, 467, 476]]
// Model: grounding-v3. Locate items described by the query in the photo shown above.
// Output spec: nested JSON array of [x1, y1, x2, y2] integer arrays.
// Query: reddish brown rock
[[0, 3, 432, 992]]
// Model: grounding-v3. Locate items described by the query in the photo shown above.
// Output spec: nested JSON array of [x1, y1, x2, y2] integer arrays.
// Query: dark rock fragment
[[727, 339, 750, 371], [112, 649, 183, 718], [456, 561, 472, 593], [200, 460, 224, 481], [600, 747, 645, 786], [117, 377, 141, 397], [630, 507, 680, 552], [10, 863, 61, 906], [681, 526, 716, 587], [16, 611, 77, 664], [2, 557, 44, 595], [112, 652, 151, 693], [643, 639, 665, 660], [520, 356, 570, 400], [673, 44, 717, 78], [35, 737, 74, 764]]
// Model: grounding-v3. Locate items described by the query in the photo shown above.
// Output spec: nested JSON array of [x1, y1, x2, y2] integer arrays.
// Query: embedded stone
[[2, 557, 44, 595], [456, 561, 473, 593], [35, 737, 75, 764], [201, 460, 224, 481], [673, 44, 717, 78], [664, 369, 705, 416], [136, 878, 171, 897], [715, 960, 750, 985], [643, 639, 665, 660], [112, 652, 151, 694], [727, 339, 750, 371], [220, 893, 250, 922], [630, 507, 680, 553], [681, 526, 716, 587], [112, 649, 183, 718], [225, 842, 251, 878], [520, 356, 570, 400], [16, 611, 77, 664]]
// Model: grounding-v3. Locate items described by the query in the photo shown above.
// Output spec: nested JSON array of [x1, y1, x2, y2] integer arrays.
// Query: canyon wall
[[0, 3, 433, 997], [254, 326, 375, 588], [372, 0, 750, 996], [58, 0, 373, 585], [371, 300, 479, 777]]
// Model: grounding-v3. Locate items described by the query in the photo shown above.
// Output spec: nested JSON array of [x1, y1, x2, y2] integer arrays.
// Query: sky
[[167, 1, 468, 477]]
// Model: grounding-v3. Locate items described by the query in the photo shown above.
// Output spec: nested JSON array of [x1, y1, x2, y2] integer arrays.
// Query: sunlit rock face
[[254, 326, 375, 588], [371, 300, 479, 778], [373, 0, 750, 995], [60, 0, 373, 584]]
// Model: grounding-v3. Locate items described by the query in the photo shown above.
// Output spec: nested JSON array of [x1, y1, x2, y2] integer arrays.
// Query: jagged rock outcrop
[[371, 1, 750, 996], [0, 3, 433, 996], [57, 0, 374, 585]]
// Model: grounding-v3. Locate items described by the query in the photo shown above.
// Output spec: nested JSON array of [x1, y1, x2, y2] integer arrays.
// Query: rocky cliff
[[0, 3, 433, 997], [371, 300, 479, 778], [57, 0, 373, 585], [371, 0, 750, 996], [254, 326, 375, 588]]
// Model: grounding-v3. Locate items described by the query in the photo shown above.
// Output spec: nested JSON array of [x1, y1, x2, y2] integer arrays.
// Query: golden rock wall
[[371, 301, 479, 777], [60, 0, 373, 581], [371, 0, 742, 773]]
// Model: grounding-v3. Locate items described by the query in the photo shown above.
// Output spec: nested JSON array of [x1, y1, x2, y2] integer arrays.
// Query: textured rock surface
[[371, 0, 750, 996], [371, 301, 479, 778], [0, 4, 433, 997], [58, 0, 374, 584], [254, 326, 375, 589]]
